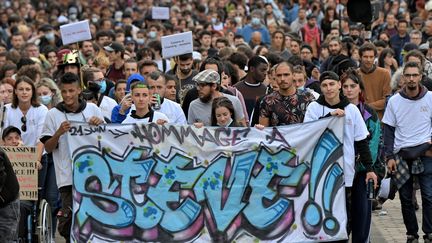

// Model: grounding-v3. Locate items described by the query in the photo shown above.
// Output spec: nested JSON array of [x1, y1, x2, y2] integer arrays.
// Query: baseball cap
[[307, 14, 317, 20], [192, 51, 202, 61], [2, 126, 21, 140], [403, 42, 418, 52], [104, 42, 125, 52], [319, 71, 339, 83], [126, 73, 146, 93], [192, 69, 220, 84]]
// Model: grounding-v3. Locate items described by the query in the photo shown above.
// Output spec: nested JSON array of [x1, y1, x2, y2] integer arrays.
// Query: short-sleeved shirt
[[40, 103, 104, 188], [233, 81, 267, 117], [259, 90, 315, 126], [382, 91, 432, 153], [122, 110, 169, 124], [187, 94, 244, 126], [5, 104, 48, 146], [304, 102, 369, 187]]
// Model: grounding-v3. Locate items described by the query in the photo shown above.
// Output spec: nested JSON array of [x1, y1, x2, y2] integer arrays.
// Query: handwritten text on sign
[[3, 146, 38, 200], [60, 20, 92, 45], [68, 118, 347, 242], [161, 31, 193, 59]]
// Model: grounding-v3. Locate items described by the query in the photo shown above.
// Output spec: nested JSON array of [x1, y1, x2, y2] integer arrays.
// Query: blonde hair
[[93, 54, 110, 70], [36, 78, 62, 106]]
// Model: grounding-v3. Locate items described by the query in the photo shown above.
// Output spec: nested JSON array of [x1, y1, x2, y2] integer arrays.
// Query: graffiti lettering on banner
[[67, 117, 347, 242], [2, 146, 38, 200]]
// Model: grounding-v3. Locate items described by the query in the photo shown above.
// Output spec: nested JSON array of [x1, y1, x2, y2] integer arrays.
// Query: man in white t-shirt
[[187, 69, 246, 126], [40, 73, 104, 242], [383, 62, 432, 243], [147, 71, 186, 125], [304, 71, 377, 243]]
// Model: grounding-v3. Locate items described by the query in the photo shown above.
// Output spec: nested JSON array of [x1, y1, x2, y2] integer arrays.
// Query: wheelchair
[[22, 198, 53, 243]]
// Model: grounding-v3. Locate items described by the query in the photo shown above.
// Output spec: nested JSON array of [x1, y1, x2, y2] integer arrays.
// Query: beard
[[180, 68, 191, 75], [407, 82, 418, 91], [199, 93, 212, 103]]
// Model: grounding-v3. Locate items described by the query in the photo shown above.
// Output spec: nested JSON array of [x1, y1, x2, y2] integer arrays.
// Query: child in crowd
[[0, 126, 22, 241]]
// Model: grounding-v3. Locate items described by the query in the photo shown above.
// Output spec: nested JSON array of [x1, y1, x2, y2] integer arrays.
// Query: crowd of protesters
[[0, 0, 432, 243]]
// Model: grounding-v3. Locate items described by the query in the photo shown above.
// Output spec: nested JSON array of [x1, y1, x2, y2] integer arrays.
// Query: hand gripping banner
[[67, 117, 347, 242]]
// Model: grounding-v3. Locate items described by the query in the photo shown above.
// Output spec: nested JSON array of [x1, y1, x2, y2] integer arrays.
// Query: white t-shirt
[[155, 59, 171, 73], [122, 110, 169, 124], [382, 92, 432, 153], [4, 104, 48, 146], [41, 103, 104, 188], [304, 102, 369, 187], [187, 94, 244, 126], [160, 98, 186, 125], [124, 99, 186, 125], [99, 95, 117, 122]]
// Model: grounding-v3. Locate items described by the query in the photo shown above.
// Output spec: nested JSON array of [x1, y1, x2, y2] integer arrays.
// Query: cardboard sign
[[2, 146, 38, 201], [161, 31, 193, 59], [152, 7, 170, 20], [60, 20, 92, 45]]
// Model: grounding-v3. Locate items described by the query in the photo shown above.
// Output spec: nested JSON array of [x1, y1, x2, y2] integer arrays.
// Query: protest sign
[[60, 20, 92, 45], [2, 146, 38, 200], [67, 117, 347, 242], [152, 7, 170, 20], [161, 31, 193, 59]]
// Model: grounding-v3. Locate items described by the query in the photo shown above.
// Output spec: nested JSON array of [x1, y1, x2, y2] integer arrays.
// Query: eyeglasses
[[403, 73, 421, 78], [21, 116, 27, 132]]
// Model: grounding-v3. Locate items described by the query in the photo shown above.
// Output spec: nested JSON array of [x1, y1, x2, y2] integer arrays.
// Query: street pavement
[[371, 191, 423, 243]]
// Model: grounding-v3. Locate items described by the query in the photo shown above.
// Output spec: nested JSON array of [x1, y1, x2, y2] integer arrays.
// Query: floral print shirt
[[259, 90, 315, 126]]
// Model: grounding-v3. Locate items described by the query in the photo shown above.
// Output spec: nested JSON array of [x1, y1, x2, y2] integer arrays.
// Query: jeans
[[333, 172, 372, 243], [38, 153, 59, 236], [399, 156, 432, 237], [0, 198, 20, 242]]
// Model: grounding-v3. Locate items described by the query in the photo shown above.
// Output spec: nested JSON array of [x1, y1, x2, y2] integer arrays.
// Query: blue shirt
[[390, 34, 410, 65], [237, 24, 271, 45]]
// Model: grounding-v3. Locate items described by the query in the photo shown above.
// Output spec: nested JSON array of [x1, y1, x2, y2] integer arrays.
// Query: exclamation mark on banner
[[301, 130, 342, 235], [322, 163, 344, 235]]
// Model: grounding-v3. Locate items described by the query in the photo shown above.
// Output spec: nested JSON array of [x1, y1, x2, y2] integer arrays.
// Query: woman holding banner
[[4, 76, 49, 241]]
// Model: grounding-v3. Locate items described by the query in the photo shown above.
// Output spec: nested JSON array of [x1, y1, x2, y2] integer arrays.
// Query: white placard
[[161, 31, 193, 59], [60, 20, 92, 45], [152, 7, 170, 20]]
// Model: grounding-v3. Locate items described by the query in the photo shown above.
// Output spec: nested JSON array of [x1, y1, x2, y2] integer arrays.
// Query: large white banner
[[67, 117, 347, 242]]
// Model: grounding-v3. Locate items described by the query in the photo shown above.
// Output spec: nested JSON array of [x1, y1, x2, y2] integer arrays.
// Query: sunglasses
[[21, 116, 27, 132]]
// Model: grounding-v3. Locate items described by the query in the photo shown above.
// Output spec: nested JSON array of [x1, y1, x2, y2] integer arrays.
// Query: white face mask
[[217, 117, 233, 127]]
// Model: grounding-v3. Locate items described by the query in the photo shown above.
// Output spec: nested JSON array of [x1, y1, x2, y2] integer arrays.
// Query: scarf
[[303, 24, 321, 46]]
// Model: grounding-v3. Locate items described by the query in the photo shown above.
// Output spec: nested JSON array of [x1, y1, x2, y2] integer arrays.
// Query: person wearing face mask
[[38, 24, 62, 51], [236, 10, 271, 46], [210, 97, 238, 127], [35, 78, 62, 239], [36, 78, 62, 110], [68, 6, 79, 23], [82, 67, 117, 122], [210, 11, 224, 31]]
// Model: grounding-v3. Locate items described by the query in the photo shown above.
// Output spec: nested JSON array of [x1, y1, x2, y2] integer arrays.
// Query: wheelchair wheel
[[38, 199, 53, 243]]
